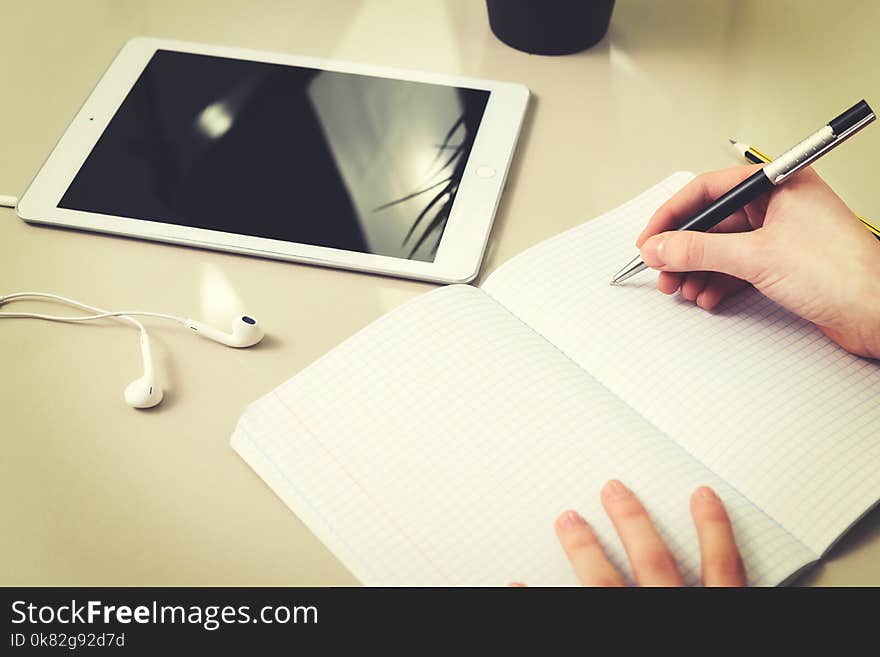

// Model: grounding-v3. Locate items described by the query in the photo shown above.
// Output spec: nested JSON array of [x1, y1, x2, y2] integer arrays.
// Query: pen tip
[[609, 279, 619, 286]]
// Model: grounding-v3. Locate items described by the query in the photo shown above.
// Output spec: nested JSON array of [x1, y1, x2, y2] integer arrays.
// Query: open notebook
[[232, 172, 880, 586]]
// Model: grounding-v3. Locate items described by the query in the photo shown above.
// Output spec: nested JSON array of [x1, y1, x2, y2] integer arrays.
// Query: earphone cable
[[0, 292, 155, 333]]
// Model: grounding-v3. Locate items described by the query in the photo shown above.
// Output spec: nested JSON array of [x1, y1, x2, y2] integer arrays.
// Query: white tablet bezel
[[17, 37, 529, 284]]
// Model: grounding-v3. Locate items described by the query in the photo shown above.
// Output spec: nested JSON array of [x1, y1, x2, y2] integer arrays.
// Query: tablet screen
[[59, 50, 490, 262]]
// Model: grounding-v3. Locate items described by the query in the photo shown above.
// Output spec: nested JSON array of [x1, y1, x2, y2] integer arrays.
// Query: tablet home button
[[476, 165, 496, 178]]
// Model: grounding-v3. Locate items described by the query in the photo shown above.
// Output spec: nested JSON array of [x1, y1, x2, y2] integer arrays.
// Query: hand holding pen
[[610, 100, 880, 359], [634, 163, 880, 358], [612, 100, 875, 285], [630, 160, 880, 359]]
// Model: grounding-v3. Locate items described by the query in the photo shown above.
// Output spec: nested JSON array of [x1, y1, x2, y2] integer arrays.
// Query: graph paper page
[[481, 172, 880, 555], [232, 283, 811, 585]]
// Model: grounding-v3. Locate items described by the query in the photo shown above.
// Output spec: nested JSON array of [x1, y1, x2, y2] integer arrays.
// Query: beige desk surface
[[2, 0, 879, 586]]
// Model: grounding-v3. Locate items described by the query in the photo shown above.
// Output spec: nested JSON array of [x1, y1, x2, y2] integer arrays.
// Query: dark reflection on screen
[[59, 50, 490, 262]]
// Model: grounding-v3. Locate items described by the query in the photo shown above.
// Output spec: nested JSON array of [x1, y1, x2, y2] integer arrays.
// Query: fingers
[[637, 166, 771, 298], [601, 480, 684, 586], [653, 210, 754, 298], [680, 271, 709, 302], [673, 271, 749, 308], [690, 487, 746, 587], [695, 274, 749, 310], [636, 165, 765, 246], [555, 510, 626, 587], [709, 209, 754, 235], [657, 271, 683, 295], [640, 229, 767, 283], [556, 482, 744, 587]]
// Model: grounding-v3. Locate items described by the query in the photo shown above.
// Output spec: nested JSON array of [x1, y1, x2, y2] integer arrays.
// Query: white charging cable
[[0, 195, 19, 208]]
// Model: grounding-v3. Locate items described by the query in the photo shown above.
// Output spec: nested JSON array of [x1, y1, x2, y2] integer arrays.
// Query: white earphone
[[184, 316, 264, 348], [0, 292, 264, 409], [126, 332, 163, 409]]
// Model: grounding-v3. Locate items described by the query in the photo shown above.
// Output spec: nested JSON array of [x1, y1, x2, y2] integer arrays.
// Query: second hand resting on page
[[513, 480, 746, 587], [538, 166, 880, 587]]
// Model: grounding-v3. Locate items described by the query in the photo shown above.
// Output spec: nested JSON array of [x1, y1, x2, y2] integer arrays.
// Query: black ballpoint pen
[[610, 99, 876, 285]]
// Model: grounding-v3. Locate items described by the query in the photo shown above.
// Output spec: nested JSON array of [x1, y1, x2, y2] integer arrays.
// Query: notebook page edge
[[480, 171, 695, 295], [228, 284, 492, 586], [816, 496, 880, 559], [231, 423, 375, 585]]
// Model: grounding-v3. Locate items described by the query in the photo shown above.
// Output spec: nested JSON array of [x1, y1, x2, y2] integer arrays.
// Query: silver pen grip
[[762, 125, 835, 184]]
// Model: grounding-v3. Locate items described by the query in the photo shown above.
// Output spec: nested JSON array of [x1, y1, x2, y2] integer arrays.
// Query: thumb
[[640, 230, 766, 282]]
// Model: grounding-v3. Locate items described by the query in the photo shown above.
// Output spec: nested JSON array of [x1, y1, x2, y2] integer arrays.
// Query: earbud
[[0, 292, 265, 409], [184, 315, 264, 348], [124, 332, 163, 409]]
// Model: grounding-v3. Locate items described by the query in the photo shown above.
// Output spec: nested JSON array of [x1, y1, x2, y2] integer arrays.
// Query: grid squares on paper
[[482, 172, 880, 555], [234, 275, 813, 585]]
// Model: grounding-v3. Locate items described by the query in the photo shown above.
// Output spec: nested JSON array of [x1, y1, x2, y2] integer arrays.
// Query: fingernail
[[603, 479, 631, 501], [640, 235, 667, 267], [558, 510, 585, 530], [696, 486, 719, 501]]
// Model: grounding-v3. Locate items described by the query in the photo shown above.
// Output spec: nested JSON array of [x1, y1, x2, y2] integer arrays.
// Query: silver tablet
[[18, 38, 529, 283]]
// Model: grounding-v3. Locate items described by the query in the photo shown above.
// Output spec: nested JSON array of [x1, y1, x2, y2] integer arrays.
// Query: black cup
[[486, 0, 615, 55]]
